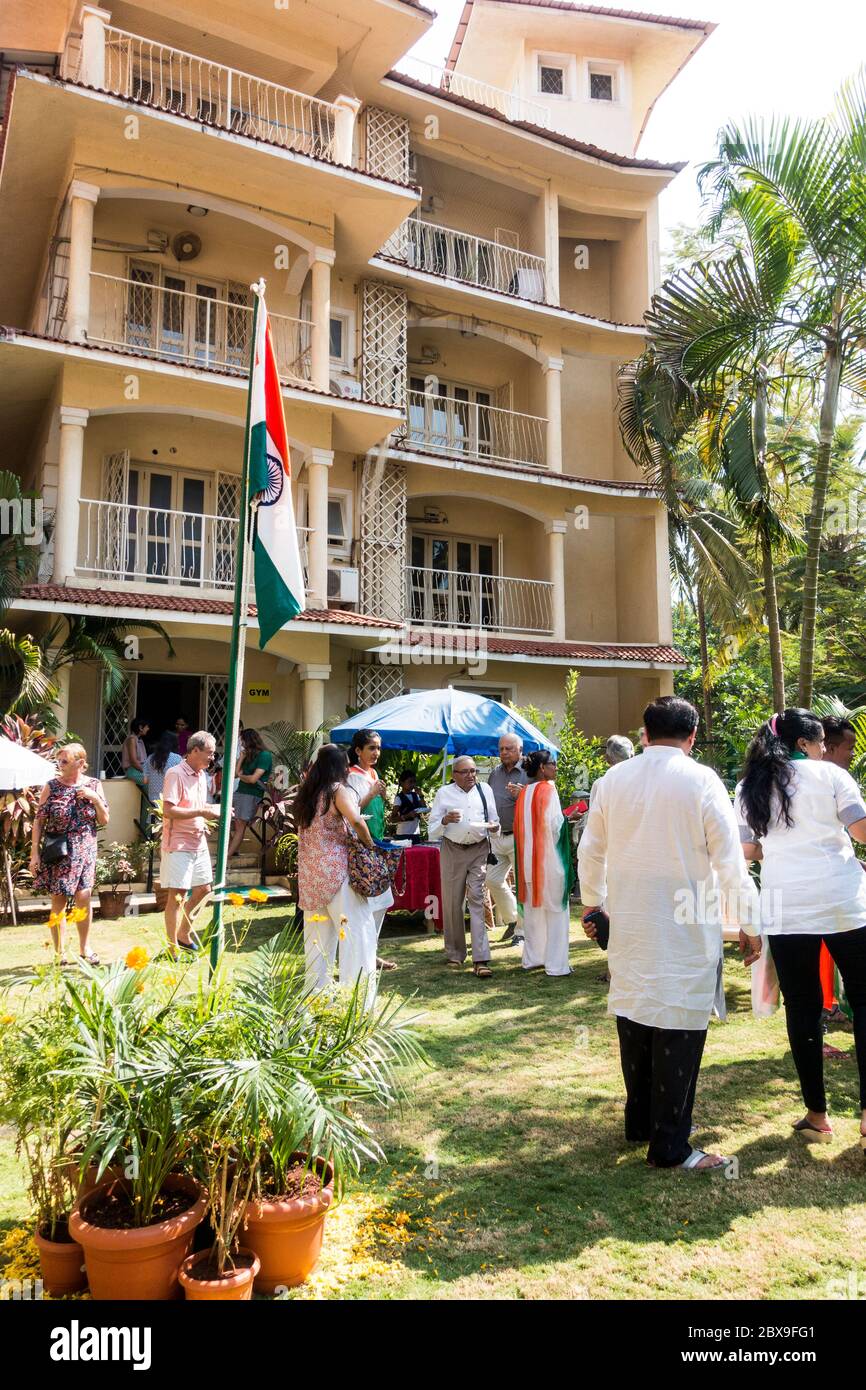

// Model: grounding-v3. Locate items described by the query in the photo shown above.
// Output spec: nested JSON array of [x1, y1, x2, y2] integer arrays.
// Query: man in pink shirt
[[160, 730, 220, 953]]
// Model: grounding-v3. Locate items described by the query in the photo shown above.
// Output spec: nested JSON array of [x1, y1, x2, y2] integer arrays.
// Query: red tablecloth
[[388, 844, 442, 932]]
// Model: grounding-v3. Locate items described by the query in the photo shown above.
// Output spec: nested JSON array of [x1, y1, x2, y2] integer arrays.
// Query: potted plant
[[187, 930, 425, 1292], [0, 995, 86, 1295], [94, 842, 143, 919], [65, 957, 208, 1300], [272, 830, 298, 898]]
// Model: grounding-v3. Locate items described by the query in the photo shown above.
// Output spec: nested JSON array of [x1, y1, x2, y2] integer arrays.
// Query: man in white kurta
[[578, 696, 762, 1170]]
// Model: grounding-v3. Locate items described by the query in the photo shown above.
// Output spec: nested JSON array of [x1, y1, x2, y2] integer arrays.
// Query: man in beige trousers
[[428, 757, 500, 979]]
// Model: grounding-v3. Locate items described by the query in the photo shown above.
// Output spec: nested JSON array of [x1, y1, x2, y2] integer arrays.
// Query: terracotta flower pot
[[244, 1156, 334, 1292], [70, 1173, 206, 1301], [97, 889, 130, 920], [34, 1225, 87, 1296], [178, 1248, 260, 1301]]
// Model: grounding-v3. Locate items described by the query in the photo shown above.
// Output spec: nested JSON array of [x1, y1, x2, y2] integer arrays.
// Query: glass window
[[539, 65, 565, 96], [327, 497, 346, 544], [590, 70, 615, 102], [329, 317, 344, 360]]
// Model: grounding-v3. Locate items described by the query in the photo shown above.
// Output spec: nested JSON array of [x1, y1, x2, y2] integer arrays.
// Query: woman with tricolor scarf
[[513, 750, 574, 977], [736, 708, 866, 1150]]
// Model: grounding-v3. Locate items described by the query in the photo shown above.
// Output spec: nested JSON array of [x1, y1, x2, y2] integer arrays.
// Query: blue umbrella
[[331, 686, 558, 757]]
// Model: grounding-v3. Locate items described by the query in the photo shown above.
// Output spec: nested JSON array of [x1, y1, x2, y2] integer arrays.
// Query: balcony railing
[[395, 58, 551, 129], [407, 567, 553, 636], [58, 273, 312, 384], [77, 499, 310, 592], [60, 24, 340, 162], [397, 390, 546, 469], [381, 218, 547, 301]]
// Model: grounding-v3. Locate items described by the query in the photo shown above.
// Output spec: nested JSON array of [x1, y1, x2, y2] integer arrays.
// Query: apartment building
[[0, 0, 707, 831]]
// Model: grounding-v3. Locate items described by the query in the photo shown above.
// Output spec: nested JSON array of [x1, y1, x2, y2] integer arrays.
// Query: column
[[79, 6, 112, 89], [305, 447, 333, 608], [53, 407, 88, 584], [333, 95, 362, 167], [542, 184, 560, 305], [66, 180, 99, 343], [299, 664, 332, 733], [52, 662, 71, 734], [542, 355, 563, 473], [546, 519, 568, 641], [310, 249, 335, 392]]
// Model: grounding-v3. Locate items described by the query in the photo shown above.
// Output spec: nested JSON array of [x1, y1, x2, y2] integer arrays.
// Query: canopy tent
[[331, 687, 559, 758], [0, 737, 55, 791]]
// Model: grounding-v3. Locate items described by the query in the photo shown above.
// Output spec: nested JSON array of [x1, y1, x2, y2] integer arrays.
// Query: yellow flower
[[136, 983, 145, 994], [227, 893, 245, 907], [247, 889, 268, 904], [46, 911, 65, 929], [125, 946, 150, 971], [0, 1014, 15, 1026], [174, 893, 184, 905], [164, 974, 178, 987], [67, 906, 88, 924], [308, 914, 328, 923]]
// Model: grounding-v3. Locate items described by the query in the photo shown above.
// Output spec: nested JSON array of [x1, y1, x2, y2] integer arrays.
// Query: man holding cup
[[428, 757, 500, 978]]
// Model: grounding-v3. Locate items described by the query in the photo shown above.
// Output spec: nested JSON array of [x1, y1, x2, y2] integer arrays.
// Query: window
[[302, 304, 354, 371], [538, 64, 565, 97], [298, 486, 353, 559], [587, 62, 620, 103]]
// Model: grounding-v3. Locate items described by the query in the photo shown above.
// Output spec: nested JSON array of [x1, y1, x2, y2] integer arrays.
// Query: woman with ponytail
[[736, 708, 866, 1149]]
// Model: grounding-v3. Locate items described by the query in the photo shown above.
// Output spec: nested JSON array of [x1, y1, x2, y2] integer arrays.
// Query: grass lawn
[[1, 903, 864, 1301]]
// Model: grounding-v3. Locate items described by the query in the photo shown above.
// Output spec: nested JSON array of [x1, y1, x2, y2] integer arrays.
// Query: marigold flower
[[247, 889, 268, 904], [125, 946, 150, 971], [46, 911, 65, 929], [0, 1014, 15, 1026], [227, 893, 245, 907], [67, 906, 88, 924]]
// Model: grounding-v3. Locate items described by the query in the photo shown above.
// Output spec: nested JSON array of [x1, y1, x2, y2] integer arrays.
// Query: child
[[393, 770, 428, 844]]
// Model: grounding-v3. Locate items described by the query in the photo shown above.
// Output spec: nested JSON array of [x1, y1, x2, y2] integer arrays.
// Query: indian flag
[[513, 780, 574, 912], [248, 288, 306, 648]]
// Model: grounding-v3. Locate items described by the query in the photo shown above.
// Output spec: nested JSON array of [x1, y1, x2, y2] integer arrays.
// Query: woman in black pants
[[736, 708, 866, 1148]]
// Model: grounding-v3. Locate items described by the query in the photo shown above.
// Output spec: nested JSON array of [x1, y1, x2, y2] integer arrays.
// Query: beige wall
[[558, 238, 612, 319], [561, 357, 616, 479], [0, 0, 75, 52]]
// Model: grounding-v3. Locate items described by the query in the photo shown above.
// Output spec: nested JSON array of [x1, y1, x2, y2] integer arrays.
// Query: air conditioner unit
[[327, 566, 359, 605], [330, 376, 363, 400]]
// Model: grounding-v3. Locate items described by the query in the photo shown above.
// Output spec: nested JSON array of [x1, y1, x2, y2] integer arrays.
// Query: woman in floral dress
[[30, 743, 109, 964]]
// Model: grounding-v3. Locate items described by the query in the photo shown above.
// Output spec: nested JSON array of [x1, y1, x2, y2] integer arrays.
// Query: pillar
[[79, 6, 111, 89], [66, 180, 99, 343], [333, 95, 362, 167], [299, 664, 332, 734], [310, 249, 335, 392], [54, 407, 88, 584], [305, 447, 333, 608], [542, 356, 563, 473], [546, 519, 568, 641], [542, 184, 560, 305]]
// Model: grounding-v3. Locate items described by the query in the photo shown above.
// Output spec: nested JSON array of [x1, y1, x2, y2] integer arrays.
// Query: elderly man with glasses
[[428, 756, 500, 979]]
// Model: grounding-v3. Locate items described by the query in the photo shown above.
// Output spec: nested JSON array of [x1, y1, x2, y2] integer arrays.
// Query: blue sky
[[407, 0, 866, 246]]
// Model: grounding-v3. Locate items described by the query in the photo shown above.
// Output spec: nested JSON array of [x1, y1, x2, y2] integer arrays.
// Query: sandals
[[792, 1118, 833, 1143], [79, 950, 100, 966], [677, 1149, 729, 1172], [473, 962, 492, 979]]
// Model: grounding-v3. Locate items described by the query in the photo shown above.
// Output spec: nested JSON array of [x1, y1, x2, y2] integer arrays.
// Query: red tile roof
[[447, 0, 713, 71], [386, 71, 686, 171], [402, 630, 684, 663], [17, 585, 400, 629]]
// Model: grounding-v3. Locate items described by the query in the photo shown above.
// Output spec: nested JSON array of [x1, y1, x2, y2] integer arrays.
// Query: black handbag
[[475, 785, 498, 865], [41, 831, 70, 866]]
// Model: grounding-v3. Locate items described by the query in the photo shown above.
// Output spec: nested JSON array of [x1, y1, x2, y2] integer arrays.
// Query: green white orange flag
[[248, 287, 305, 648], [512, 780, 574, 912]]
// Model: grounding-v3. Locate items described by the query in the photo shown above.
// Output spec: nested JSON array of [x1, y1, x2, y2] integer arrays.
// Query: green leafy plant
[[93, 841, 145, 892]]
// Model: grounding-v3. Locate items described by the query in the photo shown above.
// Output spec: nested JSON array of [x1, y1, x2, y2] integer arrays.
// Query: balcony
[[51, 272, 312, 386], [407, 566, 554, 636], [77, 498, 310, 593], [396, 57, 551, 129], [396, 390, 546, 469], [60, 23, 353, 166], [381, 218, 548, 302]]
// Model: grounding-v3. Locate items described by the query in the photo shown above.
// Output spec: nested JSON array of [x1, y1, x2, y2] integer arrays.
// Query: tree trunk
[[761, 528, 786, 712], [798, 334, 843, 706], [696, 586, 714, 745]]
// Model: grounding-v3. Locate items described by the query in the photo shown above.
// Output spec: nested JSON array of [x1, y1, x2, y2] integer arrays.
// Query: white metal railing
[[61, 24, 339, 162], [381, 217, 547, 301], [407, 567, 554, 635], [395, 57, 551, 129], [398, 390, 547, 468], [77, 498, 310, 591], [59, 272, 312, 383]]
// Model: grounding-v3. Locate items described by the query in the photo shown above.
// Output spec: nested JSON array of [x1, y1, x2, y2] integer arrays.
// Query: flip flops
[[792, 1118, 833, 1143]]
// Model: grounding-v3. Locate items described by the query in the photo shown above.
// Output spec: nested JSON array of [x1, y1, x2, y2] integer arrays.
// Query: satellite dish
[[171, 231, 202, 261]]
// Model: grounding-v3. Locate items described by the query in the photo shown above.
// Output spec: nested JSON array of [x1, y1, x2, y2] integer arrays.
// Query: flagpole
[[210, 279, 266, 973]]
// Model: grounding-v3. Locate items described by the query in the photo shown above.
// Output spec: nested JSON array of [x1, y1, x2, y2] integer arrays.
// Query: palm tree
[[698, 71, 866, 703]]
